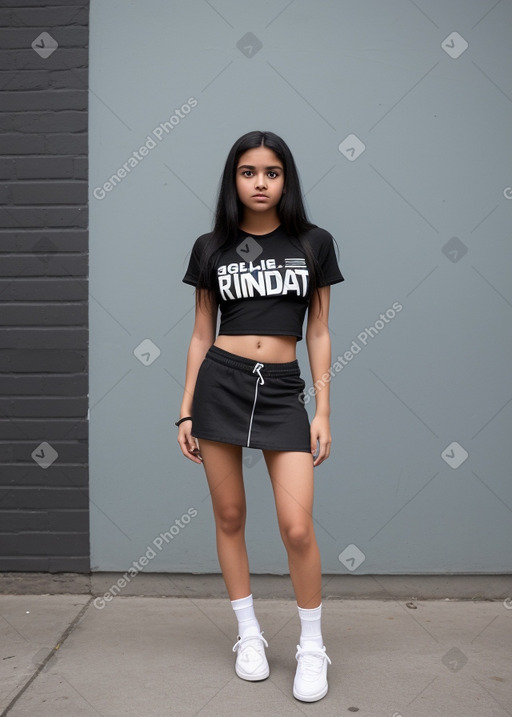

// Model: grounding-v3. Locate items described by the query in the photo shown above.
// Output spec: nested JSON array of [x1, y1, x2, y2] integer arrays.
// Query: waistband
[[205, 344, 300, 377]]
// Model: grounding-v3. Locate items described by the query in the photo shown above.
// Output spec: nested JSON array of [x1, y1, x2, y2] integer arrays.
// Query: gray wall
[[89, 0, 512, 574]]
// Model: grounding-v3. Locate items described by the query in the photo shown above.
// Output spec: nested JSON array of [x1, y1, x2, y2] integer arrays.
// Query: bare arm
[[177, 289, 217, 463], [305, 285, 333, 466]]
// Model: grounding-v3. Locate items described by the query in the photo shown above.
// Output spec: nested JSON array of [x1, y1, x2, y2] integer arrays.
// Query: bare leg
[[263, 450, 321, 609], [198, 438, 250, 600]]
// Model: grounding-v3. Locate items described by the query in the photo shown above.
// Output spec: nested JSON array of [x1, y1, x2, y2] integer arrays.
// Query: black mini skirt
[[191, 345, 312, 452]]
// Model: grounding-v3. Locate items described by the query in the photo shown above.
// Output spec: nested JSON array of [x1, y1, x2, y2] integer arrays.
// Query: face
[[235, 145, 285, 216]]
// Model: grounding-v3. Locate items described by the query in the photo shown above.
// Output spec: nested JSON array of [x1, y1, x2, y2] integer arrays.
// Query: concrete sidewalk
[[0, 593, 511, 717]]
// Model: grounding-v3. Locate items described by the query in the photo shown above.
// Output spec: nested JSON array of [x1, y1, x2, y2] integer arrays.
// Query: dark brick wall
[[0, 1, 89, 572]]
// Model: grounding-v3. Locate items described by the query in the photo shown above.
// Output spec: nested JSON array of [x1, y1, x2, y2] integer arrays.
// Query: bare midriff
[[213, 334, 298, 363]]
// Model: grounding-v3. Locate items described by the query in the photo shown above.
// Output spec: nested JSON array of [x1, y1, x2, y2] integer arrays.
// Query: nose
[[255, 173, 267, 190]]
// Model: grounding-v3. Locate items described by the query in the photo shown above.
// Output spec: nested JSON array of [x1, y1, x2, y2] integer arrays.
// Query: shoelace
[[232, 631, 269, 653], [295, 645, 332, 673]]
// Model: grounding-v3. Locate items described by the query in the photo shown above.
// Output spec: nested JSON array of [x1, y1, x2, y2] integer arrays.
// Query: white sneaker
[[232, 631, 270, 681], [293, 644, 332, 702]]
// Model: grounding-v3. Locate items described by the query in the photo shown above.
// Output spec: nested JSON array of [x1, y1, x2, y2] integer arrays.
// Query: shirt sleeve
[[314, 228, 345, 287], [182, 234, 208, 287]]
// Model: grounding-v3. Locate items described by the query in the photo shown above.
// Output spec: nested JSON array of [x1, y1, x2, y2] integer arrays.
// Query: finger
[[189, 444, 203, 462], [188, 451, 203, 464], [186, 434, 203, 461], [313, 445, 324, 466], [313, 438, 330, 466], [315, 452, 327, 467], [313, 448, 326, 467], [185, 446, 202, 464], [185, 436, 202, 463], [178, 433, 202, 464]]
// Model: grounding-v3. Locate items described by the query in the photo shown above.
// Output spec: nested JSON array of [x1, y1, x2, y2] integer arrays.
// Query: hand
[[310, 415, 332, 467], [177, 421, 203, 464]]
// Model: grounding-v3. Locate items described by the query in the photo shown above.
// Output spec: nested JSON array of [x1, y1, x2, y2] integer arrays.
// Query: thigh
[[262, 450, 315, 527], [198, 438, 245, 513]]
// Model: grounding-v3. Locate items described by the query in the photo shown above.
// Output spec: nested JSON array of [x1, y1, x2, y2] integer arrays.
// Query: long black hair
[[195, 130, 327, 313]]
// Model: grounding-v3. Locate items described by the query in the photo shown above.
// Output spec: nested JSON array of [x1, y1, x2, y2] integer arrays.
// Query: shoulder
[[183, 231, 217, 286], [187, 231, 216, 262], [302, 225, 334, 243], [191, 231, 214, 251], [300, 225, 336, 256]]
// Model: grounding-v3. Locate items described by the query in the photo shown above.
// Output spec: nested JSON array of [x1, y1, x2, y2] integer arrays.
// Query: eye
[[268, 171, 279, 179], [241, 170, 253, 177]]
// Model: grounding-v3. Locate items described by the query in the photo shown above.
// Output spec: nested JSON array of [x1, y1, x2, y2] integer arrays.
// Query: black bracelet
[[175, 416, 192, 427]]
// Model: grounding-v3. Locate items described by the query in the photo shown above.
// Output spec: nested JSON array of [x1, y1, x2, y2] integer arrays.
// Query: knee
[[216, 504, 245, 536], [282, 522, 313, 552]]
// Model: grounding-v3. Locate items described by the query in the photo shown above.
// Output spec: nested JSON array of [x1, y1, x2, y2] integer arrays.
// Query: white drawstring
[[247, 363, 265, 446], [252, 362, 265, 385]]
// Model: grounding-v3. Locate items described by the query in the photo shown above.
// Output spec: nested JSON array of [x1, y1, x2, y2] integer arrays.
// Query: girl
[[177, 130, 344, 702]]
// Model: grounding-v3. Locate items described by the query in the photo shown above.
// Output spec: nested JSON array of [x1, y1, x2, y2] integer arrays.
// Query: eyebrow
[[238, 164, 283, 170]]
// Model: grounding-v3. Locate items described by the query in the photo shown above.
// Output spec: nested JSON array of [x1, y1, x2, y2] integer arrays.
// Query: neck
[[239, 210, 280, 235]]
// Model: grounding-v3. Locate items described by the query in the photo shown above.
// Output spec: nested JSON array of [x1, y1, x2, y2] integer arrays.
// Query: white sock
[[298, 603, 323, 650], [231, 594, 261, 639]]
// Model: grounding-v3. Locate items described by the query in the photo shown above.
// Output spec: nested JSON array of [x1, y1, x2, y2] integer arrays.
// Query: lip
[[252, 194, 269, 198]]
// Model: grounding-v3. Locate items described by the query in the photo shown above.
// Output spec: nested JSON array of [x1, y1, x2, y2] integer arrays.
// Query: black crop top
[[182, 224, 344, 341]]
